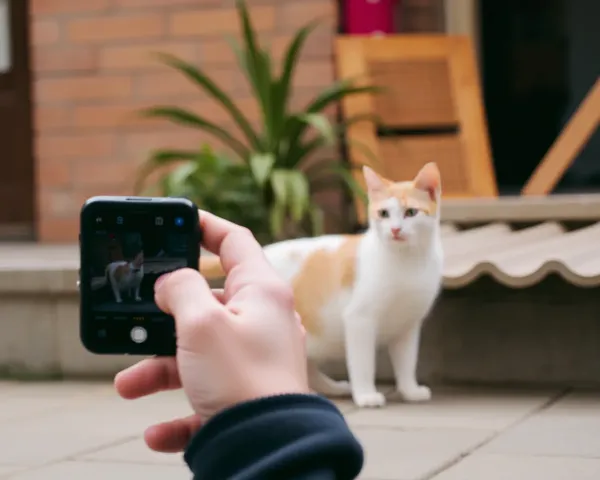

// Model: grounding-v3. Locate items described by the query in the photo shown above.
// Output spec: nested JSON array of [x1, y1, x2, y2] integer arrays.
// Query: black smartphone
[[79, 196, 201, 356]]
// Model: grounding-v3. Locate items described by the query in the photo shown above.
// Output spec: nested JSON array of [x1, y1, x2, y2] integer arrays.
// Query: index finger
[[198, 210, 284, 299], [199, 211, 271, 277]]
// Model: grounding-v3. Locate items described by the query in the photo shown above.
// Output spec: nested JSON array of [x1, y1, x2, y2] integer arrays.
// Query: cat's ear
[[414, 162, 441, 200], [363, 166, 389, 195]]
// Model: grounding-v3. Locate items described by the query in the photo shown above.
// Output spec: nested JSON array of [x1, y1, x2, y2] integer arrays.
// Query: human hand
[[114, 212, 309, 453]]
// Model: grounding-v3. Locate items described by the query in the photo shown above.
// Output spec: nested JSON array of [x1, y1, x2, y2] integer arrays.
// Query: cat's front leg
[[388, 322, 431, 403], [109, 278, 122, 303], [344, 308, 385, 408], [134, 285, 142, 302]]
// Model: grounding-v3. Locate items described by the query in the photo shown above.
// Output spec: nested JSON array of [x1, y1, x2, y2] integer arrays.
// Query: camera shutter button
[[130, 326, 148, 343]]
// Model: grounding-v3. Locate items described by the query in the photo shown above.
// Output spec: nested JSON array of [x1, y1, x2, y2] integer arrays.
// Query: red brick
[[36, 157, 72, 188], [32, 46, 97, 73], [34, 106, 72, 132], [122, 131, 209, 161], [72, 159, 138, 187], [292, 61, 333, 88], [31, 0, 110, 15], [99, 42, 199, 71], [134, 69, 236, 98], [199, 38, 238, 65], [277, 1, 337, 30], [36, 133, 116, 159], [35, 76, 132, 102], [37, 217, 79, 242], [271, 30, 334, 64], [170, 6, 275, 37], [113, 0, 220, 7], [67, 14, 164, 43], [37, 189, 80, 218], [30, 20, 60, 46], [71, 102, 168, 130]]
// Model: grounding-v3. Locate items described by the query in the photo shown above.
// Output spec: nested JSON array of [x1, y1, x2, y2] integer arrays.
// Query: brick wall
[[30, 0, 337, 242]]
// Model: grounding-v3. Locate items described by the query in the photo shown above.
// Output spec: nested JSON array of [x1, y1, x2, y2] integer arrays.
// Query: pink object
[[344, 0, 397, 35]]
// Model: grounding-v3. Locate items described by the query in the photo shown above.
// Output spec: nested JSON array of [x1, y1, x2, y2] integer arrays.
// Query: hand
[[114, 212, 309, 453]]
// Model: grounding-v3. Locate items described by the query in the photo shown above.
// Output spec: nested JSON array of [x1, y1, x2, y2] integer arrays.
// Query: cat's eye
[[404, 208, 419, 218], [378, 208, 390, 218]]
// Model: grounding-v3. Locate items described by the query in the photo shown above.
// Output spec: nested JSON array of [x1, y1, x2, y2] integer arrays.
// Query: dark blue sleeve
[[184, 394, 364, 480]]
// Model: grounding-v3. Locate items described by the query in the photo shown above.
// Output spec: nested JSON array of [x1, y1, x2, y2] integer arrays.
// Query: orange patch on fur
[[199, 256, 226, 279], [293, 235, 362, 336], [114, 264, 129, 281]]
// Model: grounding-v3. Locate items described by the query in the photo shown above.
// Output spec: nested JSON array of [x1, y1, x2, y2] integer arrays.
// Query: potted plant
[[136, 0, 378, 242]]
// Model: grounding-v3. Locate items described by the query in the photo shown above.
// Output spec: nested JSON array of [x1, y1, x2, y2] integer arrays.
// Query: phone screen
[[80, 197, 200, 355]]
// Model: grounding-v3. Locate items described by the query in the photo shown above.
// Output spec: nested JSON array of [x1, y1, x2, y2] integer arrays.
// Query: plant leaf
[[270, 169, 289, 207], [274, 20, 319, 141], [151, 52, 261, 150], [166, 162, 198, 192], [250, 152, 275, 187], [269, 203, 285, 239], [333, 166, 368, 205], [134, 149, 200, 194], [308, 204, 325, 236], [286, 170, 310, 221], [297, 113, 335, 145], [306, 82, 382, 114], [141, 106, 250, 159]]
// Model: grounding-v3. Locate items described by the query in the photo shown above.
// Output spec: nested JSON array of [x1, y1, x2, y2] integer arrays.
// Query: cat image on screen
[[105, 251, 144, 303]]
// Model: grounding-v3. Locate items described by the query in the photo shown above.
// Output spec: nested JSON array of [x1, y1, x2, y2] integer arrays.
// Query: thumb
[[155, 268, 229, 348]]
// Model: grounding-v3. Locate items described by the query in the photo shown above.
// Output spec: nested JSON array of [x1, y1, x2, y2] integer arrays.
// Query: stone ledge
[[1, 245, 599, 386]]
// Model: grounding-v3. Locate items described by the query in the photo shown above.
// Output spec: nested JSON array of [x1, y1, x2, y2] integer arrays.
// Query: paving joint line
[[0, 435, 140, 479], [422, 388, 571, 480]]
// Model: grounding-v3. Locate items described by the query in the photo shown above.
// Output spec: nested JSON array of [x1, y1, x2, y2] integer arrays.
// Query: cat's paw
[[115, 299, 123, 304], [135, 297, 142, 302], [320, 380, 352, 398], [398, 385, 432, 403], [353, 391, 386, 408]]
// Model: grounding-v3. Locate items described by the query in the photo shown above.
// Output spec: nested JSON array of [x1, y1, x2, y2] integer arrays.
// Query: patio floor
[[0, 382, 598, 479]]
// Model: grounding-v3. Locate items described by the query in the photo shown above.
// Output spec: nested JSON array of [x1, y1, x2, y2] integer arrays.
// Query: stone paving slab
[[6, 461, 190, 480], [352, 427, 492, 480], [348, 386, 557, 432], [0, 382, 598, 480], [480, 391, 600, 458], [431, 453, 600, 480]]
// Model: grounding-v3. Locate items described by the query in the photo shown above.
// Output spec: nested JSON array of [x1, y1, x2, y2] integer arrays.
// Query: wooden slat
[[370, 60, 457, 127], [334, 37, 381, 224], [379, 135, 468, 195], [522, 78, 600, 195]]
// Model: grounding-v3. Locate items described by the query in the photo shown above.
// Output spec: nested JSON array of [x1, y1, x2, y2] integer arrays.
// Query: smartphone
[[79, 196, 201, 356]]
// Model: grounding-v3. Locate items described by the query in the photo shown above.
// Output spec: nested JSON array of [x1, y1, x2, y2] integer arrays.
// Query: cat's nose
[[391, 227, 402, 236]]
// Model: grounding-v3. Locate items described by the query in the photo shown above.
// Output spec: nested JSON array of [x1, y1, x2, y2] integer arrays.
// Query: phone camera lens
[[175, 217, 184, 227]]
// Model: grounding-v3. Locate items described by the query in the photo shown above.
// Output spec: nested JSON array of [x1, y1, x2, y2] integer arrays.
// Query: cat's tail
[[199, 256, 226, 279]]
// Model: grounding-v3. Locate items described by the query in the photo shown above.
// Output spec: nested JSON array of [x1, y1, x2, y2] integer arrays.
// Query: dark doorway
[[0, 0, 34, 239], [480, 0, 600, 195]]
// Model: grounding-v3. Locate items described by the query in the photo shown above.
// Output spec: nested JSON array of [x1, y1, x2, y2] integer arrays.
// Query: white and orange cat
[[201, 163, 443, 408], [106, 252, 145, 303]]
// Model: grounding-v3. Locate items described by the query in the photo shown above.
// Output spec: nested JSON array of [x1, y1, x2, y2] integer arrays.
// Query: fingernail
[[154, 272, 171, 292]]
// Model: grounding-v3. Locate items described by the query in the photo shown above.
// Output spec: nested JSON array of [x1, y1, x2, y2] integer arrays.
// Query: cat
[[106, 251, 145, 304], [200, 163, 443, 408]]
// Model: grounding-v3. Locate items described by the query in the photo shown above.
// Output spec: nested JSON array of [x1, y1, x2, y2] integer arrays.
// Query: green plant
[[137, 144, 271, 243], [137, 0, 379, 240]]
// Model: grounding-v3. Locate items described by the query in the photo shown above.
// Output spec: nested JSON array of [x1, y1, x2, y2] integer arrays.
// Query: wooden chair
[[335, 35, 497, 224]]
